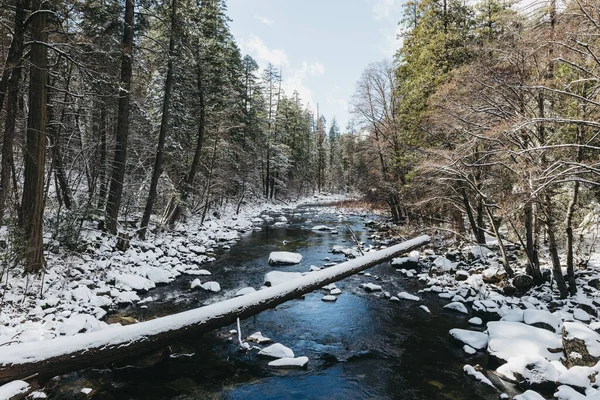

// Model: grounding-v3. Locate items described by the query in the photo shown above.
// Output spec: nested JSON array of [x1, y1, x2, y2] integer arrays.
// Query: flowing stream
[[51, 204, 500, 399]]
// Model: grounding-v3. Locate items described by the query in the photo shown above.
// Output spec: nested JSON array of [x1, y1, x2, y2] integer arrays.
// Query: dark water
[[51, 205, 502, 399]]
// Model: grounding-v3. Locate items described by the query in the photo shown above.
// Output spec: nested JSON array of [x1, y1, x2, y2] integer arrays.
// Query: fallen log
[[0, 235, 430, 383]]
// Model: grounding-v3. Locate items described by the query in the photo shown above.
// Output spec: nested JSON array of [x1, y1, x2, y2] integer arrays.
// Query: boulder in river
[[268, 251, 303, 266], [258, 343, 294, 359], [268, 356, 309, 369]]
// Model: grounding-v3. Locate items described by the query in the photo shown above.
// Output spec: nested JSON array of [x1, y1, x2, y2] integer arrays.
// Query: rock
[[246, 332, 272, 344], [200, 281, 221, 292], [190, 279, 202, 289], [496, 354, 559, 391], [523, 310, 562, 333], [322, 295, 337, 302], [513, 274, 534, 294], [463, 364, 495, 388], [330, 288, 342, 295], [268, 356, 309, 369], [463, 345, 477, 355], [397, 292, 420, 301], [513, 390, 545, 400], [482, 267, 506, 284], [463, 245, 494, 260], [433, 256, 456, 272], [420, 305, 431, 313], [468, 317, 483, 326], [268, 251, 303, 265], [258, 343, 294, 359], [574, 309, 591, 323], [562, 322, 600, 367], [455, 270, 469, 281], [556, 366, 596, 391], [360, 283, 382, 292], [449, 329, 489, 350], [444, 302, 469, 314], [488, 321, 563, 363], [503, 285, 517, 296]]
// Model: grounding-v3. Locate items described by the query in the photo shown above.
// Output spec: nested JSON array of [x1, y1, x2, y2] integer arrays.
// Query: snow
[[420, 305, 431, 313], [433, 257, 456, 272], [468, 317, 483, 326], [444, 302, 468, 314], [322, 295, 337, 302], [463, 345, 476, 355], [114, 274, 156, 291], [81, 387, 93, 394], [258, 343, 295, 359], [330, 288, 342, 295], [555, 385, 600, 400], [574, 309, 592, 323], [463, 364, 494, 387], [311, 225, 331, 231], [190, 279, 202, 289], [268, 251, 303, 265], [496, 354, 560, 384], [397, 292, 420, 301], [486, 321, 563, 362], [513, 390, 546, 400], [0, 380, 30, 399], [264, 271, 303, 286], [563, 322, 600, 358], [200, 281, 221, 292], [268, 356, 308, 368], [557, 366, 596, 389], [523, 309, 562, 333], [360, 283, 382, 292], [449, 329, 489, 350], [246, 332, 271, 344]]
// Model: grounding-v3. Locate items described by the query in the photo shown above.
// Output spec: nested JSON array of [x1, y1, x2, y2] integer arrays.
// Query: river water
[[51, 204, 500, 399]]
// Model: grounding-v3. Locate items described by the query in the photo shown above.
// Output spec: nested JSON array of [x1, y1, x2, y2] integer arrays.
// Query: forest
[[1, 0, 600, 398]]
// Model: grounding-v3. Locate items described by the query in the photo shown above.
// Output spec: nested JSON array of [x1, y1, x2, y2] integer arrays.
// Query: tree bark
[[0, 0, 27, 224], [544, 193, 569, 298], [105, 0, 135, 234], [96, 104, 108, 209], [20, 0, 48, 274], [0, 235, 430, 383], [524, 200, 543, 283], [139, 0, 178, 239]]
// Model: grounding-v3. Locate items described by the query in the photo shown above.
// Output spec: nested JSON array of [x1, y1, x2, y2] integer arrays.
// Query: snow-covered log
[[0, 235, 429, 383]]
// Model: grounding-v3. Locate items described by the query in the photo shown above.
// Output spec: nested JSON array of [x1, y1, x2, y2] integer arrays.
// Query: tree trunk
[[0, 0, 27, 224], [484, 206, 514, 277], [524, 200, 543, 283], [139, 0, 178, 240], [544, 193, 569, 298], [565, 181, 579, 296], [20, 0, 48, 274], [96, 104, 108, 209], [105, 0, 135, 234], [0, 235, 430, 383]]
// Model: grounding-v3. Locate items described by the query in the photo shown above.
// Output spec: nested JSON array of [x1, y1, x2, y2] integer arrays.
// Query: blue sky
[[226, 0, 405, 132]]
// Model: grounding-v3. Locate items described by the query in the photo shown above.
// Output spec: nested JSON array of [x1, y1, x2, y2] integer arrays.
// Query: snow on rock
[[200, 281, 221, 292], [190, 279, 202, 289], [420, 305, 431, 313], [449, 329, 489, 350], [563, 322, 600, 367], [397, 292, 420, 301], [444, 302, 469, 314], [574, 309, 592, 323], [58, 313, 108, 336], [264, 271, 303, 287], [258, 343, 294, 359], [360, 283, 382, 292], [145, 267, 174, 284], [487, 321, 563, 363], [433, 257, 456, 272], [330, 288, 342, 295], [513, 390, 546, 400], [523, 309, 563, 333], [114, 290, 140, 304], [455, 270, 469, 281], [468, 317, 483, 326], [268, 356, 308, 368], [464, 345, 477, 355], [554, 385, 599, 400], [246, 332, 272, 344], [311, 225, 331, 231], [235, 287, 257, 297], [114, 274, 156, 292], [322, 295, 337, 302], [268, 251, 303, 266], [81, 388, 93, 395], [496, 354, 559, 386], [557, 366, 596, 390], [0, 380, 30, 399], [463, 364, 494, 388], [464, 245, 493, 260]]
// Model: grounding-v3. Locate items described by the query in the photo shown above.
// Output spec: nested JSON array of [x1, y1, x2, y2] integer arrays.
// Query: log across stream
[[0, 235, 429, 383]]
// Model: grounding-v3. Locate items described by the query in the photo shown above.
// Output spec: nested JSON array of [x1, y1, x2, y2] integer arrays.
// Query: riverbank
[[0, 194, 348, 352]]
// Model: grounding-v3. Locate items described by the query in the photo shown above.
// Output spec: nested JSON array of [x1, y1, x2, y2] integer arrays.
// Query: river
[[50, 204, 498, 399]]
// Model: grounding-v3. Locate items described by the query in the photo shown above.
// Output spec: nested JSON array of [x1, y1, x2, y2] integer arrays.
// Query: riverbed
[[49, 204, 498, 399]]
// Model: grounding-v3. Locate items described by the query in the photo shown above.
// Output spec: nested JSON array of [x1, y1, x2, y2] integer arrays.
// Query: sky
[[226, 0, 405, 132]]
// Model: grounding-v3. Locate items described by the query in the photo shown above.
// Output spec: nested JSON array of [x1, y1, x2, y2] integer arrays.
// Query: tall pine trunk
[[20, 0, 48, 274], [106, 0, 135, 234], [0, 0, 27, 224], [139, 0, 177, 239]]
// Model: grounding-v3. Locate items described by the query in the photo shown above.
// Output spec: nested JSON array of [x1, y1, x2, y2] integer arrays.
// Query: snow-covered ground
[[0, 194, 346, 352]]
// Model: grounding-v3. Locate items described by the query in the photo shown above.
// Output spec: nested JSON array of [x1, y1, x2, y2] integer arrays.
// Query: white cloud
[[370, 0, 403, 21], [254, 13, 272, 25], [240, 34, 289, 67]]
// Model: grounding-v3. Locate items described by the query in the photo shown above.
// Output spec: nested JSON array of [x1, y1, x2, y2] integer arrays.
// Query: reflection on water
[[51, 206, 497, 400]]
